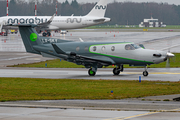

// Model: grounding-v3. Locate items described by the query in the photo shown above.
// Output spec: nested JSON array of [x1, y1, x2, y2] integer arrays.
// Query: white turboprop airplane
[[0, 0, 110, 36]]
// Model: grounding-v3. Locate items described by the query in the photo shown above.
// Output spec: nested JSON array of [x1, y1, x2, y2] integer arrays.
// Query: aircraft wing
[[52, 43, 115, 65], [38, 14, 55, 27]]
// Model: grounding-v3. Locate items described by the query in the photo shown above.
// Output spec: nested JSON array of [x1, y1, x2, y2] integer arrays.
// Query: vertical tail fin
[[86, 0, 108, 17], [19, 25, 42, 54]]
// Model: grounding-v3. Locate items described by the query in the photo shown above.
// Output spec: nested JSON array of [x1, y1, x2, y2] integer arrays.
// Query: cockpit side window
[[125, 44, 135, 50]]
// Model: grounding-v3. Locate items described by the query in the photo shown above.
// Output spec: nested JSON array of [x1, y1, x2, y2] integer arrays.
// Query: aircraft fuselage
[[0, 16, 110, 30]]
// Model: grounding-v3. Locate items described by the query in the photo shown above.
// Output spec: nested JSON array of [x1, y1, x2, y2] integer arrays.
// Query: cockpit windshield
[[131, 44, 141, 49], [125, 44, 141, 50]]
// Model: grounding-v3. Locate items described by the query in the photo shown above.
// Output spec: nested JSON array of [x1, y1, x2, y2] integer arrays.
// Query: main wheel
[[42, 32, 47, 37], [88, 68, 96, 76], [47, 32, 51, 36], [143, 71, 148, 77], [113, 68, 120, 75]]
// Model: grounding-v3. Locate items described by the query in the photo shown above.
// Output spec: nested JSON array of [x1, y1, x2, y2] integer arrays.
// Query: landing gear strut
[[113, 65, 123, 75], [143, 66, 148, 77]]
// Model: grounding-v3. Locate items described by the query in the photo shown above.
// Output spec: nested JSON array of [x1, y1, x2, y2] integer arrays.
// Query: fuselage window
[[85, 46, 88, 51], [111, 46, 115, 51], [101, 46, 105, 51], [76, 47, 80, 51], [93, 46, 97, 51], [125, 44, 135, 50]]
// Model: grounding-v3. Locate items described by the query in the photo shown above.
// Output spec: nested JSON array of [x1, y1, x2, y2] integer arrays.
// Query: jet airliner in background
[[0, 0, 110, 36]]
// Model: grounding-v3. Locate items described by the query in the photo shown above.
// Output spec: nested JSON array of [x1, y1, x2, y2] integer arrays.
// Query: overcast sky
[[62, 0, 180, 5]]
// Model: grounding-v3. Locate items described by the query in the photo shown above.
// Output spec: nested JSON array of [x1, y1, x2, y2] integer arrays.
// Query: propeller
[[165, 51, 175, 68]]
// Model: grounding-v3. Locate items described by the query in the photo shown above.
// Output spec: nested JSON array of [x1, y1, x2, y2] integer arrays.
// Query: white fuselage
[[0, 16, 110, 30]]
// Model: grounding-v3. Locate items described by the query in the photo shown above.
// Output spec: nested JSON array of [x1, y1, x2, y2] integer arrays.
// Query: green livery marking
[[30, 33, 37, 42]]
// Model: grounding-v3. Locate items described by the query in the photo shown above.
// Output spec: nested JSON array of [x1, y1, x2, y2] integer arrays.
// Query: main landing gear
[[42, 31, 51, 37], [113, 65, 124, 75], [88, 64, 97, 76], [88, 68, 96, 76]]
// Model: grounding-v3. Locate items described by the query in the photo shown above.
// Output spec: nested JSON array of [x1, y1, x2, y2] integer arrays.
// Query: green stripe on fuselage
[[89, 43, 154, 64]]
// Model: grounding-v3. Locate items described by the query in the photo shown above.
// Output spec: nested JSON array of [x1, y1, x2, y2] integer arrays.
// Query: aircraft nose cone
[[167, 52, 175, 58]]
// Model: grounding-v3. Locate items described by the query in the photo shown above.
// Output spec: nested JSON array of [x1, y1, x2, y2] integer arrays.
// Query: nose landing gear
[[143, 66, 148, 76]]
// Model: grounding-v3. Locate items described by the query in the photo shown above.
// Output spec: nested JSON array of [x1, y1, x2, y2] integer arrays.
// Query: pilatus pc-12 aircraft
[[0, 0, 110, 36], [17, 25, 174, 76]]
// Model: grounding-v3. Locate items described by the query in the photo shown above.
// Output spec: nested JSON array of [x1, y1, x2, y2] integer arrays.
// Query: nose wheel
[[143, 66, 148, 76], [143, 71, 148, 76]]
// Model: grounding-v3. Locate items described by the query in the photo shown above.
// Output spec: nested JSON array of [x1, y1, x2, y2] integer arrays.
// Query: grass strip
[[0, 78, 180, 101], [9, 53, 180, 68], [86, 25, 180, 29]]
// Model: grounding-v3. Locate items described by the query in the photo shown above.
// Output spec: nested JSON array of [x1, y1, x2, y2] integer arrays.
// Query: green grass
[[0, 78, 180, 101], [9, 53, 180, 68]]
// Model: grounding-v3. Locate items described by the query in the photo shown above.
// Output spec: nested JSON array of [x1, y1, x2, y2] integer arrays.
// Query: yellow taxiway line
[[104, 112, 158, 120], [122, 72, 180, 75]]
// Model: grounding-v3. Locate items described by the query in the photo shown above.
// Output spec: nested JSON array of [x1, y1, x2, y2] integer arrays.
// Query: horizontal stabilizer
[[52, 43, 66, 54], [93, 18, 105, 22]]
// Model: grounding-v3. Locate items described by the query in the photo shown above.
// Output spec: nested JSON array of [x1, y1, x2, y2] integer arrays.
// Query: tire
[[47, 32, 51, 36], [42, 32, 47, 37], [143, 71, 148, 77], [88, 68, 96, 76], [113, 68, 120, 75]]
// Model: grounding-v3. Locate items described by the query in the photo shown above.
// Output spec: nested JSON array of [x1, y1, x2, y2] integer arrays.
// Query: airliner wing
[[38, 14, 55, 26]]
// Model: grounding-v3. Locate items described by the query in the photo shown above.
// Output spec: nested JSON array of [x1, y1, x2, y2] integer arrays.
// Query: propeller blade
[[165, 52, 174, 68], [166, 58, 170, 68]]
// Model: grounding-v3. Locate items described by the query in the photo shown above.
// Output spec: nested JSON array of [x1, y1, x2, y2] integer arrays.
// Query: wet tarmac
[[0, 30, 180, 120], [1, 30, 180, 53], [0, 67, 179, 81]]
